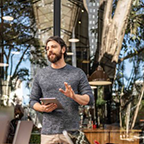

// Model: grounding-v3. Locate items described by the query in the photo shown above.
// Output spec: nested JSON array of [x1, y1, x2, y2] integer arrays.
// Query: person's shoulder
[[35, 66, 50, 76], [66, 64, 81, 70], [66, 64, 84, 73]]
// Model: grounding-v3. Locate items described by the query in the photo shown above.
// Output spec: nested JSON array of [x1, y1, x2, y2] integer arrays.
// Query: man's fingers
[[69, 86, 74, 93], [68, 85, 74, 93], [64, 82, 69, 89], [45, 103, 57, 112], [59, 82, 74, 98], [68, 85, 72, 90], [59, 88, 65, 94], [64, 82, 72, 91]]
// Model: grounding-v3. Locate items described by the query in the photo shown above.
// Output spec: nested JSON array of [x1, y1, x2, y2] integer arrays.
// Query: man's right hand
[[33, 102, 57, 113], [41, 103, 58, 112]]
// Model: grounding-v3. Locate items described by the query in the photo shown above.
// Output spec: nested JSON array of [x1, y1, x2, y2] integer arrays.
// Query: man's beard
[[48, 50, 62, 63]]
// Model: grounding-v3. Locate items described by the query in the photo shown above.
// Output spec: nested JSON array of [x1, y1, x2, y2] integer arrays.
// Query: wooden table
[[83, 129, 141, 144]]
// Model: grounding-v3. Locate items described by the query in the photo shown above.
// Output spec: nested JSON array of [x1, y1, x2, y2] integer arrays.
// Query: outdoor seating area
[[0, 116, 142, 144]]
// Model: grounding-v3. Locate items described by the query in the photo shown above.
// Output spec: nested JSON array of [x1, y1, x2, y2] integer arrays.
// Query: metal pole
[[54, 0, 61, 36]]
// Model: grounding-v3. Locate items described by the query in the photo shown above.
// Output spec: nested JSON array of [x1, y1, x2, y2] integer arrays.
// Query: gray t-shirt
[[30, 64, 94, 134]]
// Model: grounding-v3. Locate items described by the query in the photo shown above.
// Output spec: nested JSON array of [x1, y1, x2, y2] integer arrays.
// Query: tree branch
[[11, 45, 30, 79], [131, 85, 144, 129], [10, 54, 14, 76], [119, 47, 144, 63]]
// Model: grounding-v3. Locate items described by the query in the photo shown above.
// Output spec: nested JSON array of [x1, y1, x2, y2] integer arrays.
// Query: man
[[30, 36, 94, 144]]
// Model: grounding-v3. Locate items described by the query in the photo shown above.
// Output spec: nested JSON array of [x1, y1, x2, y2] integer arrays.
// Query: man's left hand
[[59, 82, 75, 99]]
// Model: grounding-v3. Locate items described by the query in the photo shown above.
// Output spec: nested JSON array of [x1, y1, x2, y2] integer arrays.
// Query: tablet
[[40, 97, 64, 109]]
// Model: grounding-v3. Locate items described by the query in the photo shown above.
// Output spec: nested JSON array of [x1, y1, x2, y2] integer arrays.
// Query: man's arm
[[59, 82, 90, 105], [72, 94, 90, 105], [30, 74, 57, 112]]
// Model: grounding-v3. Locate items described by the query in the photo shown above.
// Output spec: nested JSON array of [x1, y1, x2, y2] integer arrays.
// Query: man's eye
[[52, 45, 57, 48]]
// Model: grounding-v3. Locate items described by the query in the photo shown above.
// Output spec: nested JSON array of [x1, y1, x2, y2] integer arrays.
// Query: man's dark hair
[[45, 36, 67, 58]]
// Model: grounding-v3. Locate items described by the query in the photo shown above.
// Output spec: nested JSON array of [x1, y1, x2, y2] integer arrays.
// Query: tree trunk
[[119, 86, 124, 128], [126, 102, 131, 133], [92, 0, 133, 79], [131, 85, 144, 129], [99, 0, 133, 63], [0, 0, 4, 79]]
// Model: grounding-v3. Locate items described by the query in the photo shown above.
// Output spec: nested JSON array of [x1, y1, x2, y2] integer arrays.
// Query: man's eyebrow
[[45, 44, 57, 49], [51, 44, 57, 47]]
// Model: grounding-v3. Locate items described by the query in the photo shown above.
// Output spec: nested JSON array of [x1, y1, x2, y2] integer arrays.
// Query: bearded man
[[30, 36, 94, 144]]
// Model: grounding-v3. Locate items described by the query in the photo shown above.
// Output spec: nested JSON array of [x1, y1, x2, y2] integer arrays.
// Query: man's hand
[[58, 82, 90, 105], [41, 103, 57, 113], [59, 82, 76, 99]]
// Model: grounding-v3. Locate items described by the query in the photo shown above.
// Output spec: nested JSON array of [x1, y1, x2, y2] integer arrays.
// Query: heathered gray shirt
[[30, 64, 94, 135]]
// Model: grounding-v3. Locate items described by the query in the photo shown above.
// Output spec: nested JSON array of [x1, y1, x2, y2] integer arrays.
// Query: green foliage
[[141, 100, 144, 107], [122, 0, 144, 61], [96, 86, 106, 106], [96, 97, 106, 106], [0, 0, 47, 90], [110, 0, 144, 128], [29, 133, 40, 144]]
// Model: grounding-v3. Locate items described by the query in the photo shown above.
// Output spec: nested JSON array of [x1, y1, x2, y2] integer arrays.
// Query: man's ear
[[62, 47, 66, 54]]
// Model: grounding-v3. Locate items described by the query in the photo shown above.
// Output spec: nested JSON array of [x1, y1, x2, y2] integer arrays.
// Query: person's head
[[14, 104, 24, 119], [45, 36, 67, 63]]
